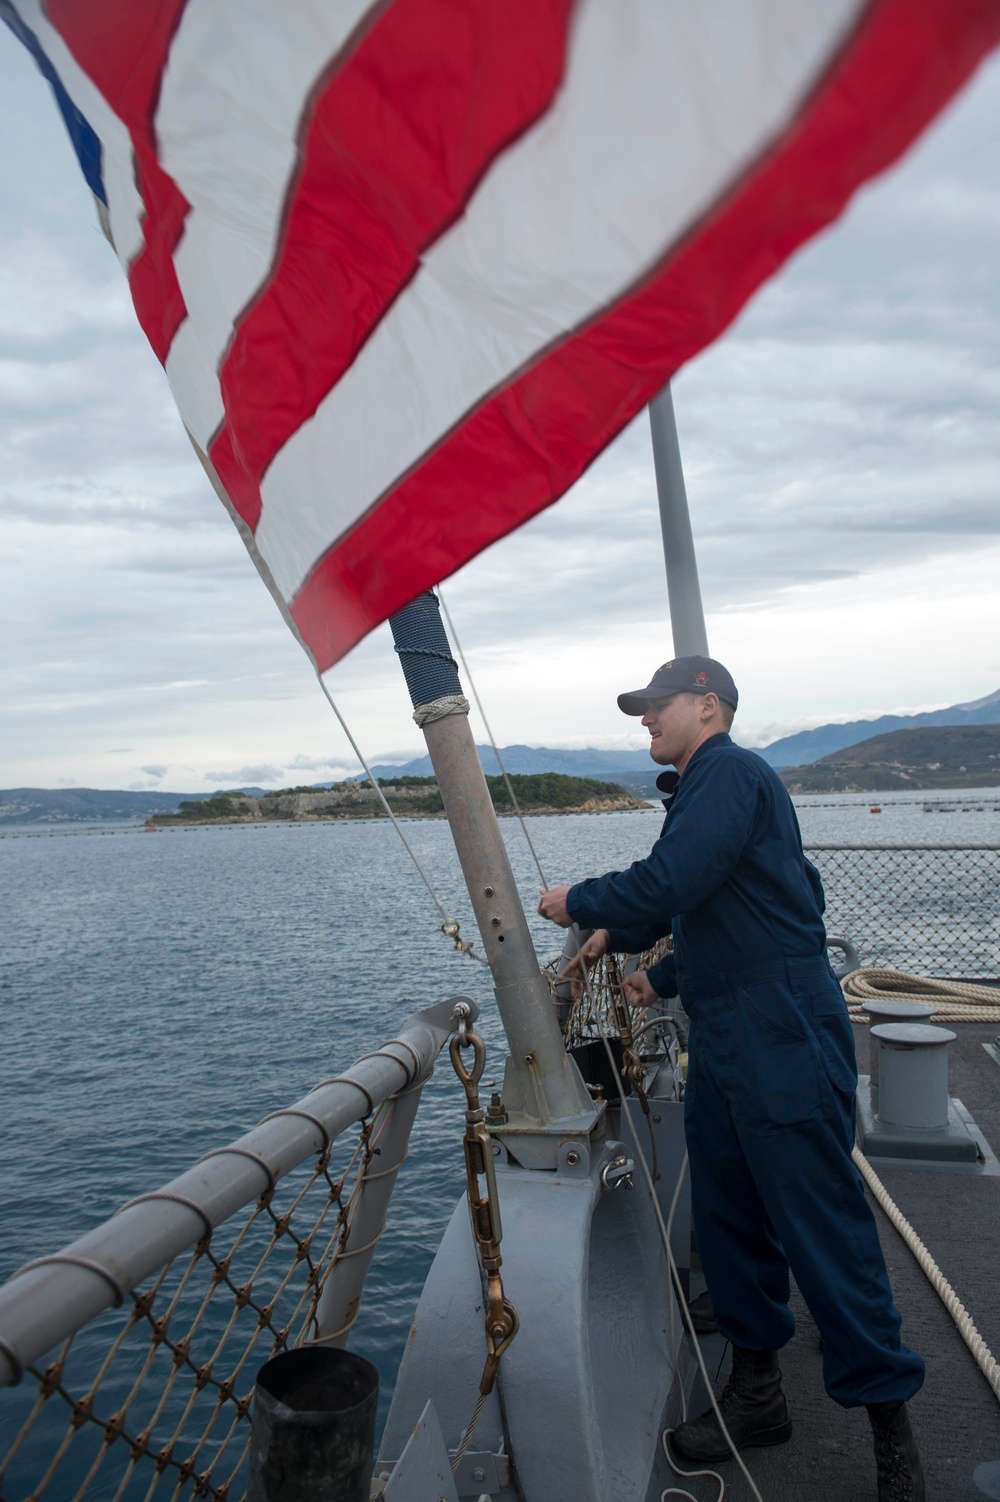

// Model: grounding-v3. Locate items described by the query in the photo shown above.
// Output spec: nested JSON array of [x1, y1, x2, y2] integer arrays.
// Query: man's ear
[[702, 692, 719, 719]]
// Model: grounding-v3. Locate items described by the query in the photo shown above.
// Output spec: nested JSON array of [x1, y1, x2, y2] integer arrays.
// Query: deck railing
[[806, 845, 1000, 980], [0, 997, 471, 1502]]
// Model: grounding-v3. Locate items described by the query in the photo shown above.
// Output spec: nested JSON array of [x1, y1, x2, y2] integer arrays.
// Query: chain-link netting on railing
[[806, 845, 1000, 980], [549, 938, 673, 1052], [0, 1104, 397, 1502]]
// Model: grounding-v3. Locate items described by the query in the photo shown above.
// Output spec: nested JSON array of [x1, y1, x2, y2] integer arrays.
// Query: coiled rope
[[852, 1145, 1000, 1402], [842, 968, 1000, 1022]]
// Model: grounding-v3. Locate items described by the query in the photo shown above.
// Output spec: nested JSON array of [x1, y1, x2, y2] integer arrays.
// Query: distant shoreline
[[5, 776, 1000, 832], [145, 799, 653, 829]]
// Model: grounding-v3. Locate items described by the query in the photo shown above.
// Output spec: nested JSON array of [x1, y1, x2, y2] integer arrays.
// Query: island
[[146, 773, 652, 826]]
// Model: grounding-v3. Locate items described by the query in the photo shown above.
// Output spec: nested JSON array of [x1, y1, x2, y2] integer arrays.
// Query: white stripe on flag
[[14, 0, 145, 268], [158, 0, 380, 449], [254, 0, 863, 602]]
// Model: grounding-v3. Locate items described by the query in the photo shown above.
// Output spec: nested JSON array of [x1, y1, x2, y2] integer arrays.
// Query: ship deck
[[682, 1019, 1000, 1502]]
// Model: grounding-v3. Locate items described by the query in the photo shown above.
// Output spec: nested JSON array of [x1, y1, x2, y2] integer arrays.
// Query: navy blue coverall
[[566, 732, 924, 1408]]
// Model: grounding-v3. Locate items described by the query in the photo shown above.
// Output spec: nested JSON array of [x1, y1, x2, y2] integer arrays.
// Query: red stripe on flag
[[290, 0, 1000, 671], [49, 0, 191, 364], [209, 0, 577, 530]]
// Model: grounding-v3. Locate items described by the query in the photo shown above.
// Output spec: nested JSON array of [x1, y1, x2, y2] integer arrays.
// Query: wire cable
[[557, 926, 762, 1501], [587, 997, 761, 1502], [316, 671, 486, 964], [437, 588, 550, 890]]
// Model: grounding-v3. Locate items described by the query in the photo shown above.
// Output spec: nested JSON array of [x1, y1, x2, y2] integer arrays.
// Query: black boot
[[672, 1347, 792, 1462], [867, 1401, 926, 1502]]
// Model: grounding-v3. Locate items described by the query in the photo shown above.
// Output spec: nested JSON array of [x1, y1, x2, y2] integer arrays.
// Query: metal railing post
[[313, 1081, 427, 1345]]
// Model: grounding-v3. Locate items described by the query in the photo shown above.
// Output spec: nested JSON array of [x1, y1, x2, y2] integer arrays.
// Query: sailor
[[537, 655, 926, 1502]]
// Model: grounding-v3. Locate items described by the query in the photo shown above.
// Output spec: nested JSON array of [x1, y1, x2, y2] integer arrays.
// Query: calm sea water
[[1, 793, 997, 1492]]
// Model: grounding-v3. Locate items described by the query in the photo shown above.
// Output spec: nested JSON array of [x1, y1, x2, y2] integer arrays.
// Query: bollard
[[863, 1000, 938, 1103], [872, 1023, 956, 1133], [248, 1346, 378, 1502]]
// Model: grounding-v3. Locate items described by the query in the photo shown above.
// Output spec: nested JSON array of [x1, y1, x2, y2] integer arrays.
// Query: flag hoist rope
[[437, 588, 550, 889], [315, 671, 486, 964]]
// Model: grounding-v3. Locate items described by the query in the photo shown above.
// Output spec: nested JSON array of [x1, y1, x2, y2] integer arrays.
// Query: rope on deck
[[843, 968, 1000, 1023], [853, 1145, 1000, 1404]]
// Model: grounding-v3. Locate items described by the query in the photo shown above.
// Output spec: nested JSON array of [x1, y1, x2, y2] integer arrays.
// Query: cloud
[[0, 29, 997, 788], [203, 764, 290, 786], [140, 764, 168, 778]]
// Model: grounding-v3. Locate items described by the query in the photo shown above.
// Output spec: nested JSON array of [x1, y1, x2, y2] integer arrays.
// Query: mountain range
[[3, 687, 998, 822], [353, 686, 1000, 781], [753, 686, 1000, 767]]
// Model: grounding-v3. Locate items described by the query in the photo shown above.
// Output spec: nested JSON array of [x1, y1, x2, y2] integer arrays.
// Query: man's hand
[[557, 929, 610, 997], [537, 884, 574, 927], [622, 968, 658, 1007]]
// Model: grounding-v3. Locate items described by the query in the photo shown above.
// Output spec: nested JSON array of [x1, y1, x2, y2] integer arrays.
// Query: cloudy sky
[[1, 26, 998, 793]]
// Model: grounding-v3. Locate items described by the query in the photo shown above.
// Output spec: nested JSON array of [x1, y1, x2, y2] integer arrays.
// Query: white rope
[[853, 1144, 1000, 1403], [593, 1010, 758, 1502], [843, 968, 1000, 1023], [315, 672, 486, 964], [437, 588, 551, 891], [562, 941, 761, 1502], [413, 694, 470, 727], [661, 1428, 725, 1502]]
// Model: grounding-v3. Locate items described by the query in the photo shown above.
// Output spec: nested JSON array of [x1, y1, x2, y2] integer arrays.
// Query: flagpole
[[648, 385, 709, 656], [388, 593, 596, 1164]]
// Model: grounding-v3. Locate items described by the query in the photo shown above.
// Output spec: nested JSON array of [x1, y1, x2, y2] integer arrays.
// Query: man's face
[[640, 692, 705, 766]]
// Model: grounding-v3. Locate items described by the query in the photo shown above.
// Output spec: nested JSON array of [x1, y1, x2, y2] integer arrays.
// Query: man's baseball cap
[[617, 655, 739, 715]]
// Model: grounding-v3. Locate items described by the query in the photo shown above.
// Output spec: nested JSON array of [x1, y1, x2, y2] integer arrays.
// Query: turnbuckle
[[449, 1006, 519, 1398]]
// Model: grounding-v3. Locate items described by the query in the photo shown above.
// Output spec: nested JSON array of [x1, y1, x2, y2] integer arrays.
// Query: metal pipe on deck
[[648, 385, 709, 656], [248, 1347, 378, 1502]]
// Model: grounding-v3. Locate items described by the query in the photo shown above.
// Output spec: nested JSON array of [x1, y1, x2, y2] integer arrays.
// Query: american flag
[[4, 0, 998, 670]]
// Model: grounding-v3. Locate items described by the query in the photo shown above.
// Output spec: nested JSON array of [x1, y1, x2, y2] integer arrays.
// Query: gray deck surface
[[675, 1022, 1000, 1502]]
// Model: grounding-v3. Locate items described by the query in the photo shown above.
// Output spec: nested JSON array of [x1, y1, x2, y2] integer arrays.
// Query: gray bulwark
[[378, 1140, 679, 1502]]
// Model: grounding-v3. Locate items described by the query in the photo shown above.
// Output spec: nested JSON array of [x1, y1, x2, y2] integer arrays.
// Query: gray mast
[[389, 593, 596, 1163], [648, 385, 708, 655]]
